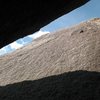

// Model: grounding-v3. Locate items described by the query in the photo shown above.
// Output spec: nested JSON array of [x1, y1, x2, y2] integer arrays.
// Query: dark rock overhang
[[0, 0, 90, 48]]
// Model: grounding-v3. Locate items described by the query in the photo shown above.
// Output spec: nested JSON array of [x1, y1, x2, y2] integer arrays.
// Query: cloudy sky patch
[[10, 42, 23, 50], [28, 30, 50, 39], [0, 30, 50, 56]]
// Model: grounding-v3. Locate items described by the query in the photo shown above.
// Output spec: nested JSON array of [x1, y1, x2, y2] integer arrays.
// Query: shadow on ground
[[0, 70, 100, 100]]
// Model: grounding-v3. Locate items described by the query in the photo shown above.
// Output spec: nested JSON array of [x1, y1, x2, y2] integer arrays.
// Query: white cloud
[[10, 30, 50, 50], [28, 30, 50, 39], [0, 30, 50, 56], [10, 42, 23, 49], [0, 48, 7, 55]]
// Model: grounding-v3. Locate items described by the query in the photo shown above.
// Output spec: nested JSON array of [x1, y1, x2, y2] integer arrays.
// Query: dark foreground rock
[[0, 71, 100, 100]]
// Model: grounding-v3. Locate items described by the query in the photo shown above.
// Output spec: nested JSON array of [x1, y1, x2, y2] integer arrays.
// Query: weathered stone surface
[[0, 0, 89, 48], [0, 18, 100, 100]]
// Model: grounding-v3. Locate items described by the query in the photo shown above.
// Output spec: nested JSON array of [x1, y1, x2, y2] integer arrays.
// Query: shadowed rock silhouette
[[0, 0, 90, 48], [0, 70, 100, 100]]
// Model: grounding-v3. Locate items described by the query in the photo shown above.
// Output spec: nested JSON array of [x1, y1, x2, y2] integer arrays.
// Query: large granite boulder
[[0, 18, 100, 100]]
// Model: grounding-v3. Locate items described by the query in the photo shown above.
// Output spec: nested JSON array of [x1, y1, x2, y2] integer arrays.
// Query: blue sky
[[0, 0, 100, 56], [41, 0, 100, 32]]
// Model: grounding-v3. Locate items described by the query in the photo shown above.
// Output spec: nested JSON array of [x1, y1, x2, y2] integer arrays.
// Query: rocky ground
[[0, 18, 100, 100]]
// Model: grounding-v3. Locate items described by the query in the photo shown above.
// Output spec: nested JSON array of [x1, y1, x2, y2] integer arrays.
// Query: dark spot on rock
[[80, 30, 84, 33]]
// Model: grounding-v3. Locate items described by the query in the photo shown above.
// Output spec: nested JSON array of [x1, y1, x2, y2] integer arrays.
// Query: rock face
[[0, 0, 89, 48], [0, 18, 100, 100]]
